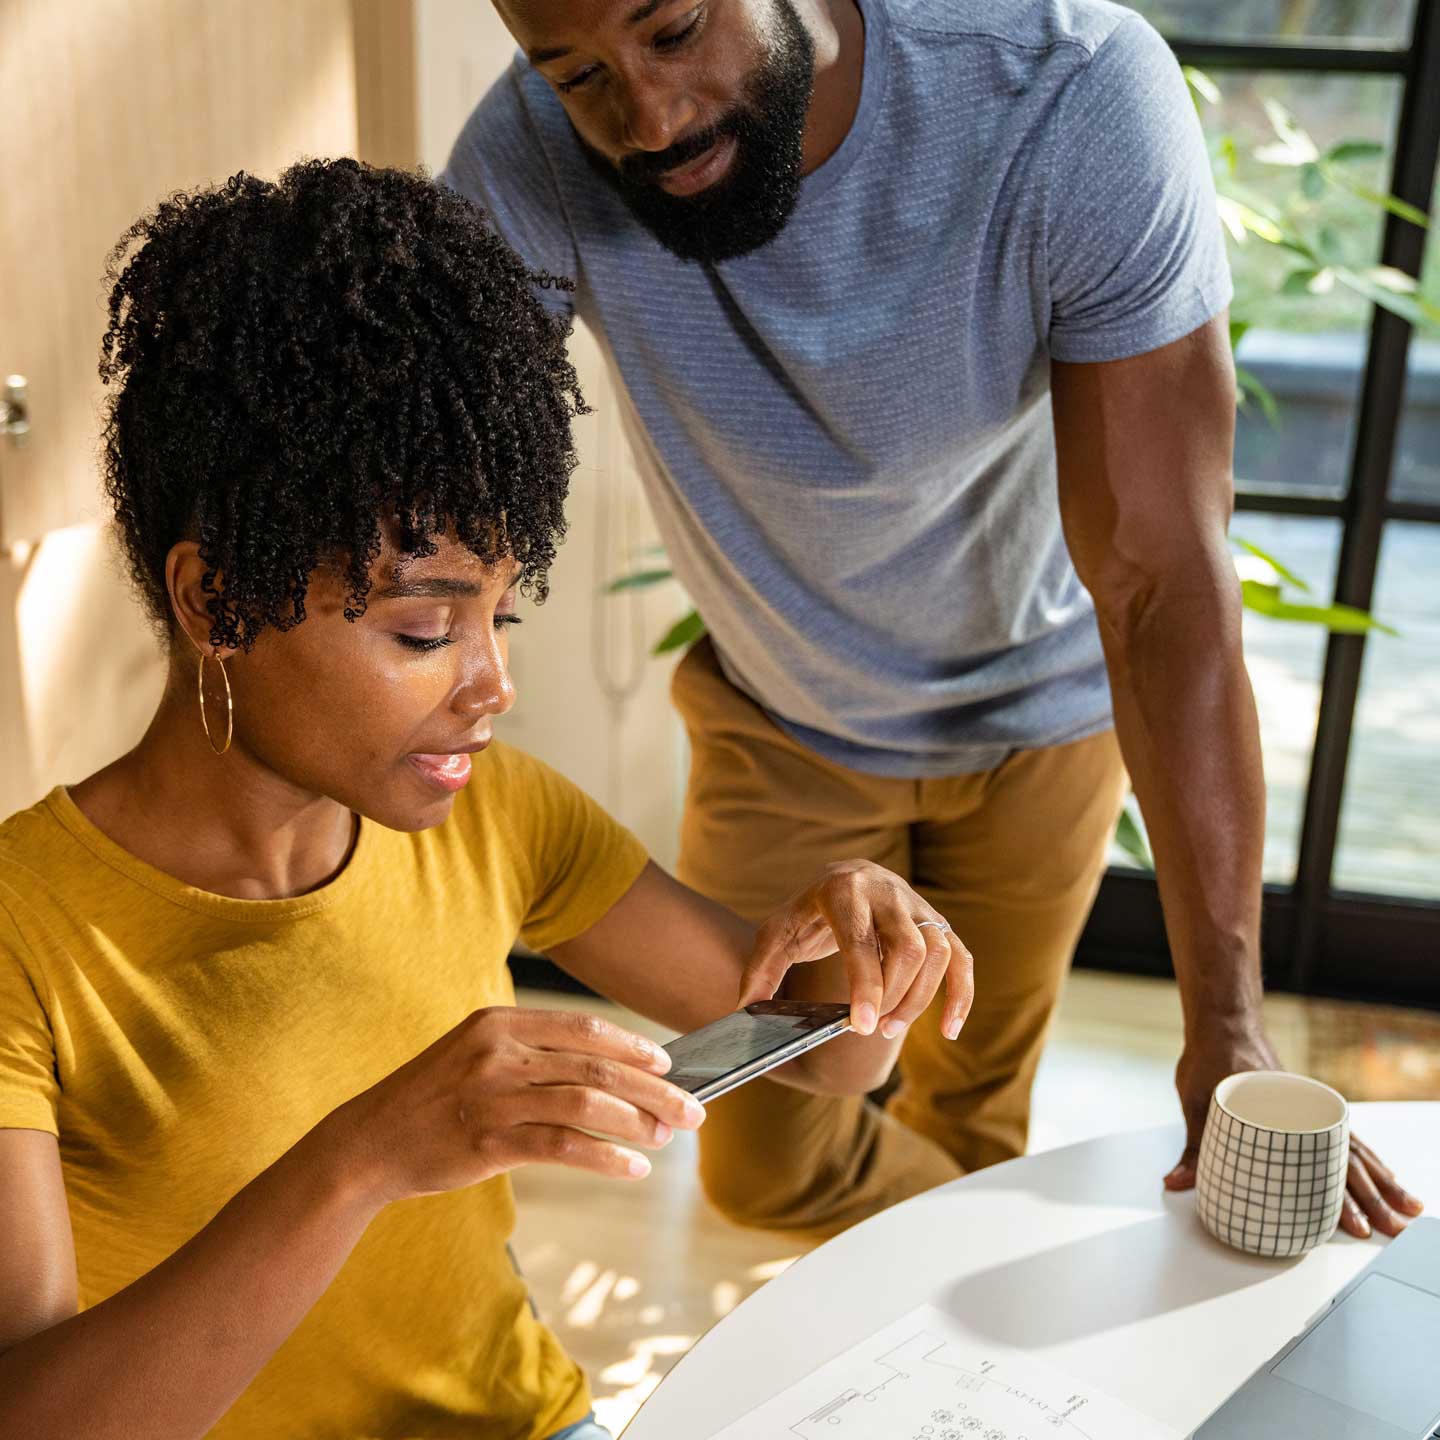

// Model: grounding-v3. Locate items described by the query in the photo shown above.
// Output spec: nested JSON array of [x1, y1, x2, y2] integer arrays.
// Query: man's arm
[[1051, 312, 1420, 1236], [545, 860, 973, 1096]]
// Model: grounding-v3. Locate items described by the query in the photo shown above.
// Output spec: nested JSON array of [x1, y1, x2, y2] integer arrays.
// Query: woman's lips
[[658, 136, 738, 197], [407, 752, 474, 793]]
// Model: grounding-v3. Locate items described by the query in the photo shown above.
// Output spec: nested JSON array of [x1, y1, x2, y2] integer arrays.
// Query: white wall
[[416, 1, 690, 866]]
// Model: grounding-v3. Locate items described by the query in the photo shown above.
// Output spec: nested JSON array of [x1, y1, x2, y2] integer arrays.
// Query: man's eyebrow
[[528, 0, 667, 65]]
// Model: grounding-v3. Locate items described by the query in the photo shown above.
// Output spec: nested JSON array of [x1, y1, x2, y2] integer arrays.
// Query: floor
[[509, 972, 1440, 1435]]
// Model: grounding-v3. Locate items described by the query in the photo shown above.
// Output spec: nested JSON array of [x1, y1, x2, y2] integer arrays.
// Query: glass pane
[[1108, 516, 1341, 884], [1119, 0, 1414, 47], [1392, 173, 1440, 506], [1333, 522, 1440, 898], [1203, 71, 1403, 498]]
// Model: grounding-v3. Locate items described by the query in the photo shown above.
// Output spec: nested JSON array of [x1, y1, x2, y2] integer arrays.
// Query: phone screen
[[663, 1001, 852, 1101]]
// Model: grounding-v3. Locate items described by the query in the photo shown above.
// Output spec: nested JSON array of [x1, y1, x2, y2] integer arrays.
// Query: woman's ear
[[165, 541, 229, 656]]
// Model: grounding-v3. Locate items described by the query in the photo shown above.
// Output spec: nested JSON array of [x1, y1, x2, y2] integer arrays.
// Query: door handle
[[0, 375, 30, 446]]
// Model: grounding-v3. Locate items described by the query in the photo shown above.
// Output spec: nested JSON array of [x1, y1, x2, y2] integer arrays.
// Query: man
[[441, 0, 1421, 1240]]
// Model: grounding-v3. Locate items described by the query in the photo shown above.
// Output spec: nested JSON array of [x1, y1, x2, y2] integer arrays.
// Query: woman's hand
[[323, 1007, 706, 1208], [738, 860, 974, 1042]]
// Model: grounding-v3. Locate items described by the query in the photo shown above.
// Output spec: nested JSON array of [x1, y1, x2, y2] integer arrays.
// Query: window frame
[[1077, 3, 1440, 1011]]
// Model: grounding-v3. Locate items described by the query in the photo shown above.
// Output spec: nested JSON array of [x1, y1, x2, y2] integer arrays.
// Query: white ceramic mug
[[1195, 1071, 1350, 1258]]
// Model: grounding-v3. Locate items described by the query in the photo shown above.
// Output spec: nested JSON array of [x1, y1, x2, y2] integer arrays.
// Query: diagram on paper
[[706, 1304, 1179, 1440]]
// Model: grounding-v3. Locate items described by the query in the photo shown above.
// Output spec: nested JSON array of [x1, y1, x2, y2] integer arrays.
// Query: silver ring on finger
[[915, 920, 951, 934]]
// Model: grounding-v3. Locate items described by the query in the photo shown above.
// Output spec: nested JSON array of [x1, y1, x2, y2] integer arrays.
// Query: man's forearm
[[1096, 564, 1266, 1037], [0, 1114, 380, 1440]]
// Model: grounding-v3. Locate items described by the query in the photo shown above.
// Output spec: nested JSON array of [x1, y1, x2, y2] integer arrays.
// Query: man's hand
[[738, 859, 975, 1043], [1163, 1017, 1425, 1238]]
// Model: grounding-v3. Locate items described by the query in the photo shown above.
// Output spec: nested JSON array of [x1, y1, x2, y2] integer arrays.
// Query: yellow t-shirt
[[0, 741, 649, 1439]]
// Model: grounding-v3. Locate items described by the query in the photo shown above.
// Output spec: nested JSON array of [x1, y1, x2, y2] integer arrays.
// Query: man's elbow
[[1086, 543, 1242, 656]]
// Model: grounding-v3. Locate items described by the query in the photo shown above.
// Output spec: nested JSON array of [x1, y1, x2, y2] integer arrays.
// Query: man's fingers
[[1351, 1135, 1425, 1216], [1339, 1193, 1372, 1239], [506, 1007, 671, 1074], [1348, 1150, 1410, 1237], [1164, 1145, 1200, 1191]]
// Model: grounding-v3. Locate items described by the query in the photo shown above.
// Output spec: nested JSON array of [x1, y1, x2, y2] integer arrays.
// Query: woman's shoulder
[[0, 789, 82, 878]]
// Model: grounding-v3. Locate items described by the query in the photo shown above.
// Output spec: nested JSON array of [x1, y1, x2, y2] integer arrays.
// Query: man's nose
[[618, 74, 698, 154]]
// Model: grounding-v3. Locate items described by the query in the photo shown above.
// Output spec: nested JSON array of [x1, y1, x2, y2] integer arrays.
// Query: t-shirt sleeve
[[439, 63, 579, 319], [500, 752, 650, 953], [0, 900, 60, 1136], [1044, 15, 1233, 364]]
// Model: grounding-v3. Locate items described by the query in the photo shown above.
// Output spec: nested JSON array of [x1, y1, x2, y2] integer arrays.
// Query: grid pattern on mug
[[1196, 1097, 1348, 1258]]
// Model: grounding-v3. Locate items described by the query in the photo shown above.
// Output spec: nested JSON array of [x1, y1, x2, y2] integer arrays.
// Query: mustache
[[618, 111, 745, 185]]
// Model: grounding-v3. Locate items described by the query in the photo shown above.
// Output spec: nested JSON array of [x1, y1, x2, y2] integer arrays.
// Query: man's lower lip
[[407, 753, 473, 793], [658, 137, 737, 196]]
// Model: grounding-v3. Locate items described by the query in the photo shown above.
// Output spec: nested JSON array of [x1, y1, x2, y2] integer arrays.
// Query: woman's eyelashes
[[394, 615, 521, 653]]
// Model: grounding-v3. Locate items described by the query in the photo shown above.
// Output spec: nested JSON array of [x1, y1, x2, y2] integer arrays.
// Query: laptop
[[1194, 1215, 1440, 1438]]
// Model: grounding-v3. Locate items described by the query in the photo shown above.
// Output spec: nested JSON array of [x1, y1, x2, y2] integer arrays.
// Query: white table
[[621, 1102, 1437, 1438]]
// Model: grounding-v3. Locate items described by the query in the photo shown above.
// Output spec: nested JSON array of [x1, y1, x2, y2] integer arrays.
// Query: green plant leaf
[[1332, 178, 1430, 229], [1333, 266, 1440, 331], [1325, 140, 1384, 165], [1228, 318, 1251, 353], [1281, 266, 1321, 296], [1240, 580, 1398, 634], [606, 567, 674, 593], [1300, 162, 1327, 200], [1231, 536, 1310, 591], [1184, 65, 1221, 105], [1216, 195, 1285, 245], [1315, 225, 1344, 264], [1114, 803, 1154, 870], [653, 609, 707, 655], [1234, 366, 1281, 430], [1262, 99, 1319, 163]]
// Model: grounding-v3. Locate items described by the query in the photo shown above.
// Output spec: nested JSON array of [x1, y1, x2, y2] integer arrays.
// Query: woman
[[0, 160, 971, 1439]]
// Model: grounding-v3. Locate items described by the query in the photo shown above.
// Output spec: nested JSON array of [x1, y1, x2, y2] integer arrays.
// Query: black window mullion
[[1168, 40, 1409, 74], [1290, 0, 1440, 991]]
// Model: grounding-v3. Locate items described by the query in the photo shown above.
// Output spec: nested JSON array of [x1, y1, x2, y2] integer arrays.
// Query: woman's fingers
[[879, 922, 952, 1036], [941, 929, 975, 1041], [511, 1084, 682, 1149], [521, 1048, 706, 1136], [506, 1007, 672, 1074], [508, 1124, 657, 1180], [739, 910, 815, 1008]]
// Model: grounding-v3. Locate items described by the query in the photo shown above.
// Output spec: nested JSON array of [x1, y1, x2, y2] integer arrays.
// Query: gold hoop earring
[[196, 649, 234, 756]]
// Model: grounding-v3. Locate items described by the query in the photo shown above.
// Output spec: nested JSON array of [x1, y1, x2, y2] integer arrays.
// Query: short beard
[[580, 0, 815, 264]]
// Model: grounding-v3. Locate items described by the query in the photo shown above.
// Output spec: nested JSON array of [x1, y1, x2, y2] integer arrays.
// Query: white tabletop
[[621, 1102, 1437, 1438]]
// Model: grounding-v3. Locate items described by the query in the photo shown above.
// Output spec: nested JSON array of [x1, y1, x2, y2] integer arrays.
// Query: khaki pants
[[672, 637, 1127, 1240]]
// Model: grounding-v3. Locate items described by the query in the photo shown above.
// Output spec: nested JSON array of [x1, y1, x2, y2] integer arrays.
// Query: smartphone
[[662, 1000, 853, 1103]]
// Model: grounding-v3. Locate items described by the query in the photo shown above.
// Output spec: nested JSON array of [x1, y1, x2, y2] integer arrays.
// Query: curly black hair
[[99, 157, 587, 650]]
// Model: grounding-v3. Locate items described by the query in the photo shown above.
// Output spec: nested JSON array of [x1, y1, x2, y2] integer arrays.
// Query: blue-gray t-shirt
[[442, 0, 1232, 777]]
